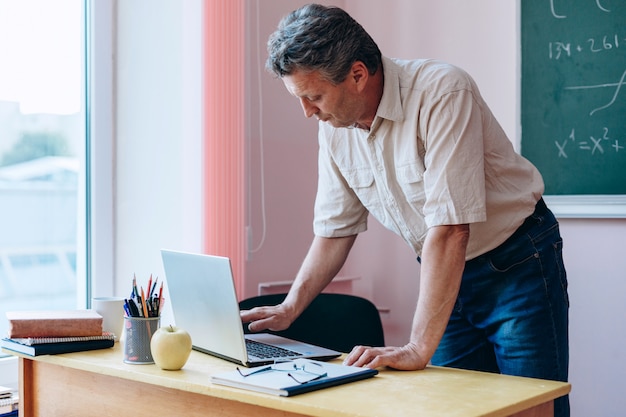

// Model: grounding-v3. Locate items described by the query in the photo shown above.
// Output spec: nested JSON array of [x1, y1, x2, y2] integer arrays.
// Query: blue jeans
[[430, 199, 570, 417]]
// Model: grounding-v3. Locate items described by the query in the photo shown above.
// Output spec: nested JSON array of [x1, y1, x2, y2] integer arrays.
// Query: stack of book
[[1, 310, 115, 356], [0, 386, 18, 417]]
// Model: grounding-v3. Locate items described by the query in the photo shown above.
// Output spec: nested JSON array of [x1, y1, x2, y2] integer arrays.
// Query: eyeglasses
[[236, 359, 328, 384]]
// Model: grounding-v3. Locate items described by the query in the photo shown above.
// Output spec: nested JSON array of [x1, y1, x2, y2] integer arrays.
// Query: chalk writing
[[522, 0, 625, 194], [565, 68, 626, 115], [548, 42, 571, 59], [549, 33, 625, 60], [588, 34, 620, 52], [554, 128, 624, 158], [549, 0, 612, 19]]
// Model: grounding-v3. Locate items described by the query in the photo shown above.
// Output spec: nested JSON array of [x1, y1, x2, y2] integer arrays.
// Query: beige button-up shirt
[[313, 57, 544, 260]]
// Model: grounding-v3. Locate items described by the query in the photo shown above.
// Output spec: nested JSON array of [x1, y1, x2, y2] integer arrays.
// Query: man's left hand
[[342, 342, 429, 371]]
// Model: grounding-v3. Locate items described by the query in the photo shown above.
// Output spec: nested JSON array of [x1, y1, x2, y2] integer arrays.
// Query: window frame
[[86, 0, 115, 300], [0, 0, 115, 385]]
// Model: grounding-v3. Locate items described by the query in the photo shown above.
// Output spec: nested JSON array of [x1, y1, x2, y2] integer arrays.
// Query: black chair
[[239, 293, 385, 353]]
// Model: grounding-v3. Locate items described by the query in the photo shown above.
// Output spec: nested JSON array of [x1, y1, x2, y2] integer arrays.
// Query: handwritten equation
[[548, 33, 624, 60], [554, 127, 624, 158]]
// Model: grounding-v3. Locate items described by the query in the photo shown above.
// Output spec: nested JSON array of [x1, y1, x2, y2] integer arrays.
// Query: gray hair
[[266, 4, 382, 84]]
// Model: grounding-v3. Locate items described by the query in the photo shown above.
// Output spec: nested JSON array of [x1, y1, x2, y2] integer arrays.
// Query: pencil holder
[[123, 316, 160, 364]]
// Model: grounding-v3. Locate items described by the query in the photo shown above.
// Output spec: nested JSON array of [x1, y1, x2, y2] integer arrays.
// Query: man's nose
[[299, 98, 317, 118]]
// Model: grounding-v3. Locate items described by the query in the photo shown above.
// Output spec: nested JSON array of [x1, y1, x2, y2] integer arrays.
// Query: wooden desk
[[6, 343, 570, 417]]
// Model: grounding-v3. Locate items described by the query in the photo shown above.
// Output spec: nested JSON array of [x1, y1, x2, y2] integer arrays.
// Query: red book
[[6, 310, 103, 338]]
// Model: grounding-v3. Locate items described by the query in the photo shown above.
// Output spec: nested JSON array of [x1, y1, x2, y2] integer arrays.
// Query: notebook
[[210, 358, 378, 396], [160, 249, 341, 367]]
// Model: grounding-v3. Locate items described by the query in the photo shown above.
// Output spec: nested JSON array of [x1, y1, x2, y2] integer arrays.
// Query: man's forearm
[[410, 224, 469, 361], [283, 234, 357, 318]]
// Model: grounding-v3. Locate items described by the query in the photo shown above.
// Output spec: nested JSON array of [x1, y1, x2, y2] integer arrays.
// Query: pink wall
[[558, 218, 626, 417], [243, 2, 626, 415], [243, 0, 340, 297]]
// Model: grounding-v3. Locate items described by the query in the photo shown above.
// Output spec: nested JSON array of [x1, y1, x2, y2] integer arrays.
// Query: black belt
[[465, 198, 549, 265], [507, 198, 548, 242]]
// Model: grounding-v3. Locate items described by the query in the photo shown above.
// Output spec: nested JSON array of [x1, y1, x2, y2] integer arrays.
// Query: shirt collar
[[376, 56, 404, 123]]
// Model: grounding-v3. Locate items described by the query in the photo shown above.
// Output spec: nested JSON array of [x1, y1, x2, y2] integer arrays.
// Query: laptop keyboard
[[245, 339, 302, 359]]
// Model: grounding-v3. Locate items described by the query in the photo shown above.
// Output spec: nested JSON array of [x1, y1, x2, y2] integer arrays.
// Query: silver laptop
[[161, 249, 341, 367]]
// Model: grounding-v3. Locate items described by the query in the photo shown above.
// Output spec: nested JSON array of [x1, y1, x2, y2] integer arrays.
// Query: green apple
[[150, 325, 192, 370]]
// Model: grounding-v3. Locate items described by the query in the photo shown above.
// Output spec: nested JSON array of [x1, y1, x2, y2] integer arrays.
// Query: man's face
[[282, 69, 362, 128]]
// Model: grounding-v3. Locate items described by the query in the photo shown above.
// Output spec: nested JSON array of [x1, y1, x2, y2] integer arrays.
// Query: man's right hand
[[240, 235, 357, 333], [240, 303, 296, 333]]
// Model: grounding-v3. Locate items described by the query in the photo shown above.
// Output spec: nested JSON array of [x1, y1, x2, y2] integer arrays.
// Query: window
[[0, 0, 87, 358]]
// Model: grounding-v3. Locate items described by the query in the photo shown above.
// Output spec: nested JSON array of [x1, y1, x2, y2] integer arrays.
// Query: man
[[240, 4, 569, 416]]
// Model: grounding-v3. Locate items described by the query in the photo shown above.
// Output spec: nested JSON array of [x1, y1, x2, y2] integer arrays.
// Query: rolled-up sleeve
[[421, 88, 488, 228], [313, 128, 369, 238]]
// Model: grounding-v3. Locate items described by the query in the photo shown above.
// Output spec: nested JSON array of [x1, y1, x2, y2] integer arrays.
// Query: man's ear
[[350, 61, 369, 91]]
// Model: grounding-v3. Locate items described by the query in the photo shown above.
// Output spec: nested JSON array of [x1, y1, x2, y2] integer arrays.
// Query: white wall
[[114, 0, 203, 325]]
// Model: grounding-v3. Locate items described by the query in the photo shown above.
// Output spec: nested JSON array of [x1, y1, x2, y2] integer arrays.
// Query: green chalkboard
[[521, 0, 626, 195]]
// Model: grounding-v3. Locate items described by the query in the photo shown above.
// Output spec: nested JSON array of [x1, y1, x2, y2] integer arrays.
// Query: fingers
[[247, 315, 290, 333], [343, 344, 428, 371], [343, 345, 390, 368], [239, 305, 291, 333], [239, 307, 269, 323], [241, 308, 272, 332]]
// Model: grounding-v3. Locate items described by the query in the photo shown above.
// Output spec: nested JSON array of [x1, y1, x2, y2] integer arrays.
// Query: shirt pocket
[[396, 163, 426, 204], [343, 169, 381, 212]]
